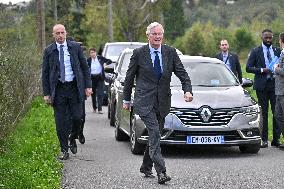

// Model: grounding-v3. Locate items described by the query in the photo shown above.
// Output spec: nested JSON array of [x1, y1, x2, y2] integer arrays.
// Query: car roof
[[104, 42, 147, 46], [179, 55, 224, 64]]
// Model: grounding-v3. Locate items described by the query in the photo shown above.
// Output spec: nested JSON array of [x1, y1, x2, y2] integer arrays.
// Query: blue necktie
[[154, 51, 162, 79], [267, 47, 272, 63], [59, 45, 65, 82]]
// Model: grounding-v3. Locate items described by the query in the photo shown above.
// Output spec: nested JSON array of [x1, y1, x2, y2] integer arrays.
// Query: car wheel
[[115, 114, 128, 141], [239, 143, 261, 154], [130, 115, 145, 155], [110, 102, 116, 127]]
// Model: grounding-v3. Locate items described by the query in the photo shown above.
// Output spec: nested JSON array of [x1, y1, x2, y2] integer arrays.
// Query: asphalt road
[[62, 98, 284, 189]]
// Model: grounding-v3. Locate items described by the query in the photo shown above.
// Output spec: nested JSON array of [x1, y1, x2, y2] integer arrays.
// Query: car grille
[[170, 107, 240, 127]]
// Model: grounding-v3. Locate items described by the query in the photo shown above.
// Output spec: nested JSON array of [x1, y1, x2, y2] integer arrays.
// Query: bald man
[[42, 24, 92, 160]]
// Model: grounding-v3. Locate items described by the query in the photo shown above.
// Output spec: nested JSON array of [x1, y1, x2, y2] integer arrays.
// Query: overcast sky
[[0, 0, 31, 4]]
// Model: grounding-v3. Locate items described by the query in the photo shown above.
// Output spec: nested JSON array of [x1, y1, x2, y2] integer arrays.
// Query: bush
[[0, 41, 41, 141]]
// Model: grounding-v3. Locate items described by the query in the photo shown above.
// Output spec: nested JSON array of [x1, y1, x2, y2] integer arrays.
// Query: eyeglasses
[[150, 33, 164, 36]]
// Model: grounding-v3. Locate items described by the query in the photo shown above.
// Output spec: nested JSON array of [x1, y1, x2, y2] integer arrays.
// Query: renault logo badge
[[200, 108, 211, 122]]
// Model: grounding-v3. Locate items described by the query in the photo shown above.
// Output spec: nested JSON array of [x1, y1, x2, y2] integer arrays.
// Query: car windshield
[[119, 53, 132, 76], [105, 45, 143, 60], [171, 61, 239, 87]]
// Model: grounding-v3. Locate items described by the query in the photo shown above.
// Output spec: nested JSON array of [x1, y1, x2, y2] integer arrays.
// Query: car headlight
[[239, 105, 260, 115]]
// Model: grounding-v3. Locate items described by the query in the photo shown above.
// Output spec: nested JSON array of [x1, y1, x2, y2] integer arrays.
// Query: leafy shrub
[[0, 97, 62, 189], [0, 41, 41, 141]]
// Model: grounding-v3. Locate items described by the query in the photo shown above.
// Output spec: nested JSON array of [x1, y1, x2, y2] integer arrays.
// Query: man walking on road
[[87, 48, 112, 114], [123, 22, 193, 184], [42, 24, 92, 160], [246, 29, 281, 148]]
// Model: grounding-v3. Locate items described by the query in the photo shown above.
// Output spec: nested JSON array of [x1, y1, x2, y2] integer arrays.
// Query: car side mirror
[[241, 78, 253, 88], [104, 64, 114, 73]]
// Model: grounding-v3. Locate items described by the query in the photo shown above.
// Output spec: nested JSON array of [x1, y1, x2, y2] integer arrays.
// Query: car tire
[[130, 115, 145, 155], [239, 143, 260, 154], [110, 102, 116, 127], [115, 114, 128, 141]]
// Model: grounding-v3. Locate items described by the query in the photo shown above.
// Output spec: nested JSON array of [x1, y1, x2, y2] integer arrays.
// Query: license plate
[[187, 136, 224, 144]]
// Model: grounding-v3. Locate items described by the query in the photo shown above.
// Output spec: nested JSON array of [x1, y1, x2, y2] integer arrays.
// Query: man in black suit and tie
[[42, 24, 92, 160], [123, 22, 193, 184], [215, 39, 242, 83], [87, 48, 112, 114], [246, 29, 281, 148]]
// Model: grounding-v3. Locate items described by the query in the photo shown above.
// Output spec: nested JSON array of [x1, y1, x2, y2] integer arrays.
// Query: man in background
[[87, 48, 112, 114], [215, 39, 242, 83], [246, 29, 281, 148]]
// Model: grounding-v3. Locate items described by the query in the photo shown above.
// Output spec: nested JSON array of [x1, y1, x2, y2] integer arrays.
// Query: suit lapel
[[142, 45, 154, 73], [258, 46, 266, 67], [161, 45, 168, 76]]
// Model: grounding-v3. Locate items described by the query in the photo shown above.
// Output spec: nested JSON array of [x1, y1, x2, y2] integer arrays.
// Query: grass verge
[[0, 97, 62, 189]]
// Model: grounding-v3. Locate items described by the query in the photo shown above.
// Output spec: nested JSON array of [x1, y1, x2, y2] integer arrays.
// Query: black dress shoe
[[78, 134, 85, 144], [260, 141, 268, 148], [59, 152, 69, 160], [157, 173, 171, 184], [140, 169, 155, 178], [69, 139, 77, 154], [271, 140, 280, 147]]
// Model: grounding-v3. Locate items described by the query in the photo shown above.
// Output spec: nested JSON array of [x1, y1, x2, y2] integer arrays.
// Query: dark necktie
[[154, 51, 162, 79], [267, 47, 272, 63], [59, 45, 65, 82]]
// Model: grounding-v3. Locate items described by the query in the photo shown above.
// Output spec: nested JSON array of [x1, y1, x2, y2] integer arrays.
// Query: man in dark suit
[[87, 48, 112, 114], [123, 22, 193, 184], [215, 39, 242, 83], [246, 29, 281, 148], [42, 24, 92, 160]]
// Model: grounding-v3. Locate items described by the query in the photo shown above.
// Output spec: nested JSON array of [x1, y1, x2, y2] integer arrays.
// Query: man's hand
[[184, 92, 193, 102], [85, 88, 93, 97], [123, 102, 131, 111], [263, 68, 272, 74], [43, 95, 52, 105]]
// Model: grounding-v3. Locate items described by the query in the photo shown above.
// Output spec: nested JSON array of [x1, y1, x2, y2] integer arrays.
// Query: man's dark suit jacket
[[246, 45, 281, 91], [123, 44, 192, 118], [42, 40, 92, 103], [87, 55, 112, 80], [215, 52, 242, 83]]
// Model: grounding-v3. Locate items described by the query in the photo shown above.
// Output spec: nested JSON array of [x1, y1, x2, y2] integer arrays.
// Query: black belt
[[58, 80, 76, 86]]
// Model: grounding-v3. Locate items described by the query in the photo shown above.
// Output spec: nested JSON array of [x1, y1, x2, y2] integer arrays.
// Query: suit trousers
[[139, 106, 166, 175], [256, 80, 280, 142], [65, 99, 86, 137], [275, 95, 284, 135], [91, 75, 104, 111], [53, 81, 83, 152]]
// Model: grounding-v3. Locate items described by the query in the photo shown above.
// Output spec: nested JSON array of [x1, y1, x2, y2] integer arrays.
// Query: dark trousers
[[53, 81, 83, 152], [275, 95, 284, 135], [139, 107, 166, 175], [66, 99, 86, 136], [256, 80, 280, 142], [91, 75, 104, 111]]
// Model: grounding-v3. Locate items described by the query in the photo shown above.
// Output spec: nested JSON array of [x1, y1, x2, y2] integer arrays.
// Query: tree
[[163, 0, 186, 43]]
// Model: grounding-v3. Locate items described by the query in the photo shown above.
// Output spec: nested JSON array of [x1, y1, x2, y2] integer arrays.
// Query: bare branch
[[134, 13, 150, 29]]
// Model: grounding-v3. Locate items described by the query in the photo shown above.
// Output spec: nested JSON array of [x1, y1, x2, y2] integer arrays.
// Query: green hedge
[[0, 97, 62, 189], [0, 41, 41, 140]]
